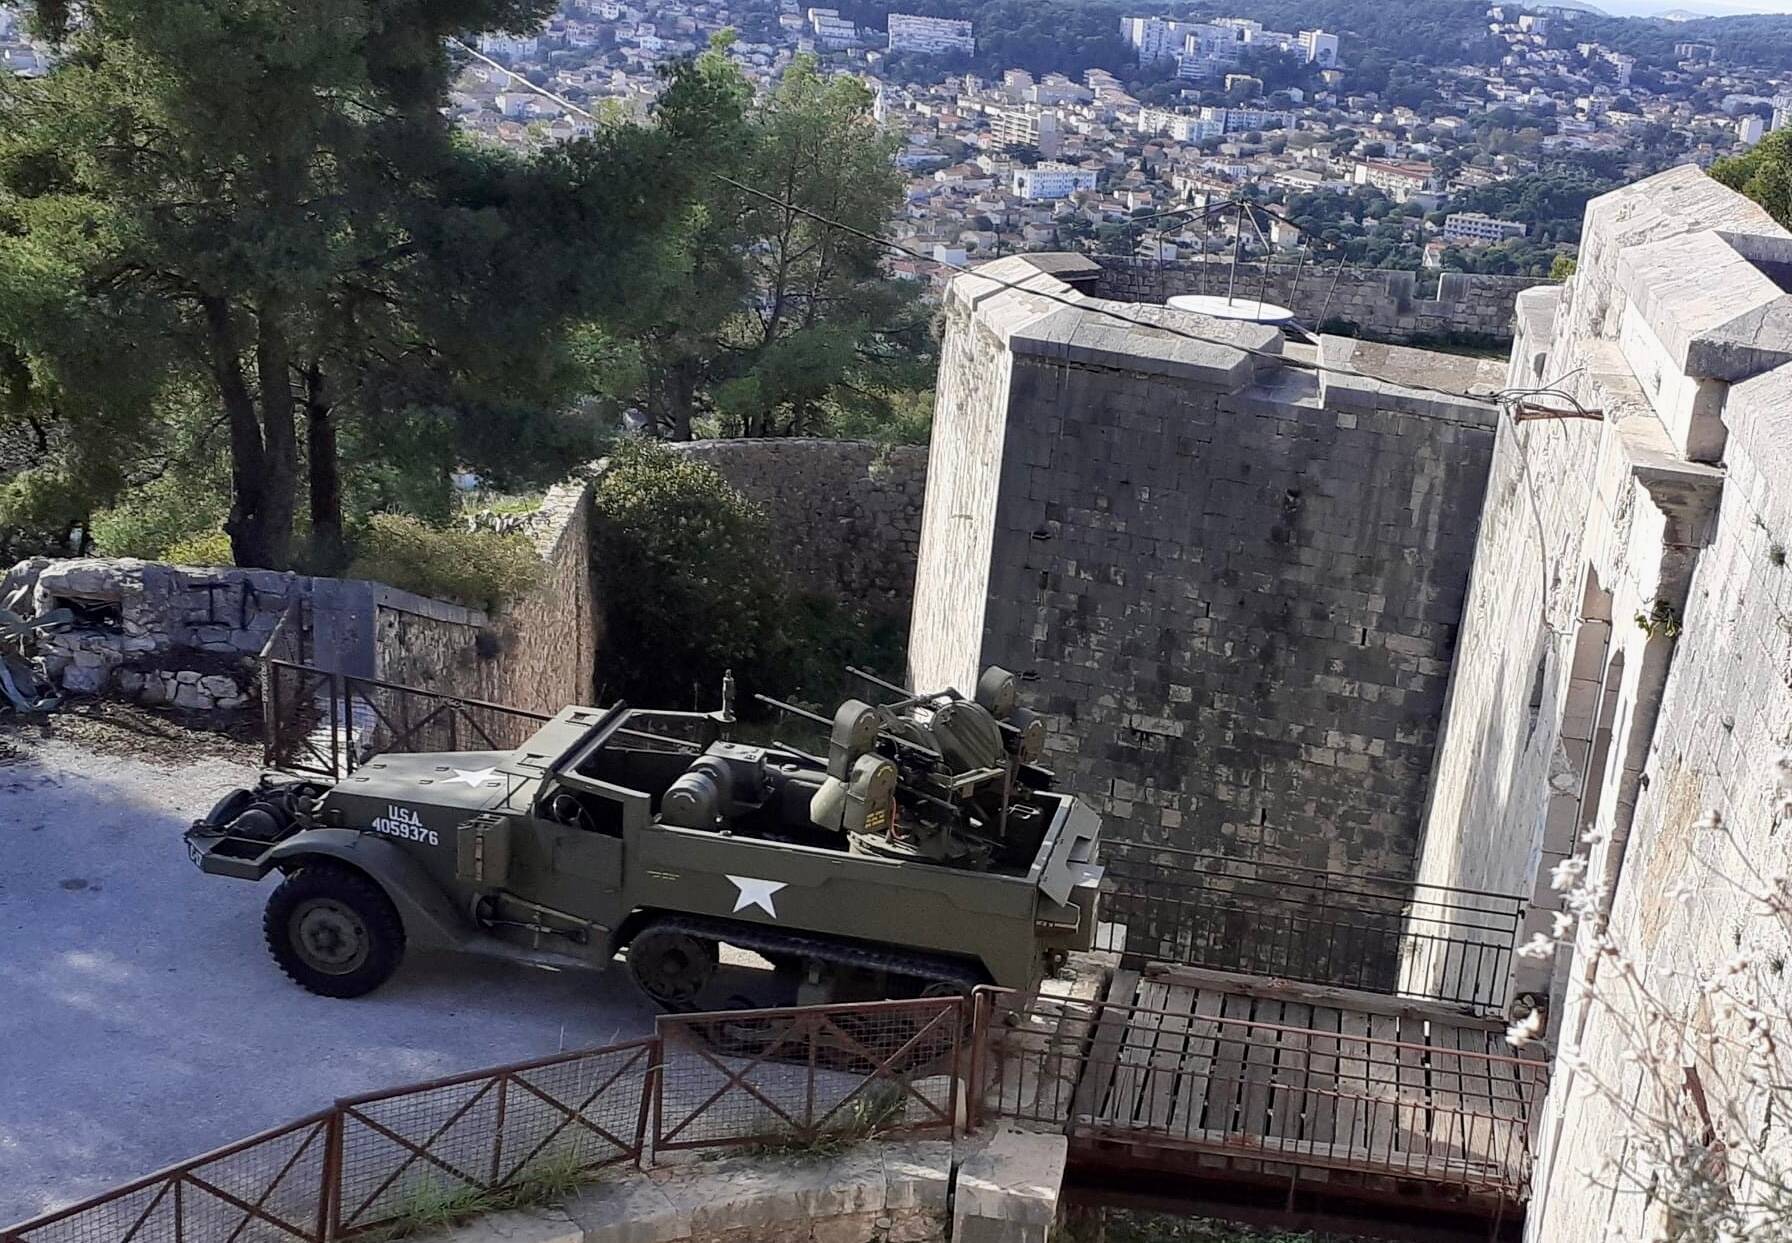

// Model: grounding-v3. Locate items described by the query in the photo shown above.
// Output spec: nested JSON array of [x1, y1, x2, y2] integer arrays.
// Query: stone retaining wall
[[4, 558, 317, 711], [673, 440, 928, 618], [376, 481, 597, 714], [0, 479, 596, 715], [424, 1129, 1067, 1243], [451, 1140, 955, 1243], [1096, 256, 1551, 345]]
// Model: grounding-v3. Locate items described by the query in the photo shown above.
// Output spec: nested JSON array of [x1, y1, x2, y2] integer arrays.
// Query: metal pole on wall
[[1226, 200, 1245, 304], [1316, 257, 1347, 333]]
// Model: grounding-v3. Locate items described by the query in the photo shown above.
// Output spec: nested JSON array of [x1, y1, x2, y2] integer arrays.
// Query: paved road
[[0, 739, 657, 1224]]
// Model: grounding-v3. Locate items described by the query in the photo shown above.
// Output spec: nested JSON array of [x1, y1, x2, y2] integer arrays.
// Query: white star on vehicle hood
[[727, 875, 788, 918], [448, 767, 497, 788]]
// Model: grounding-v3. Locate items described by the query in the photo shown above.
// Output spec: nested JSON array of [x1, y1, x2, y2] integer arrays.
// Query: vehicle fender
[[265, 829, 469, 953]]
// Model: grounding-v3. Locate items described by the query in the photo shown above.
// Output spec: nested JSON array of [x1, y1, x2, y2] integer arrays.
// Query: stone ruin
[[1, 557, 292, 712]]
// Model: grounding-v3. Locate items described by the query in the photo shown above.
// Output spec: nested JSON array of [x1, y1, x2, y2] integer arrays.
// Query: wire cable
[[714, 173, 1510, 407], [450, 37, 1512, 410]]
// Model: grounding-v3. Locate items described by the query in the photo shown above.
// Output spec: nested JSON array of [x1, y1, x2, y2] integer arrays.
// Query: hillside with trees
[[1547, 11, 1792, 71], [835, 0, 1506, 81], [0, 0, 749, 572]]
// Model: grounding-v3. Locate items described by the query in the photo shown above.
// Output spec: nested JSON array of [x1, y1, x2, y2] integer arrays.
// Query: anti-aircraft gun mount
[[748, 665, 1056, 874], [185, 667, 1104, 1014]]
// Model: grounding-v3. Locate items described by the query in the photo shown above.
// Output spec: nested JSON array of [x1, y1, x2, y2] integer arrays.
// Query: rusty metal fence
[[655, 999, 964, 1152], [0, 1112, 336, 1243], [1098, 841, 1525, 1012], [332, 1040, 655, 1237], [263, 660, 552, 779], [4, 1005, 963, 1243]]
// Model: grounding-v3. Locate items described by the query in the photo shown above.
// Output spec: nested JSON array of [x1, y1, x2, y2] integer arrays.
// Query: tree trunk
[[204, 297, 283, 569], [304, 361, 347, 574], [659, 360, 699, 441], [252, 306, 300, 570]]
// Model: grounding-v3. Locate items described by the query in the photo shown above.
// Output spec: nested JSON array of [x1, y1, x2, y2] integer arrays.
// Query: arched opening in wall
[[1529, 571, 1623, 1229]]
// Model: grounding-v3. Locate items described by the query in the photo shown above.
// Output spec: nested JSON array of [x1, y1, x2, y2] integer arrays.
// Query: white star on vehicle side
[[449, 767, 497, 788], [726, 875, 788, 918]]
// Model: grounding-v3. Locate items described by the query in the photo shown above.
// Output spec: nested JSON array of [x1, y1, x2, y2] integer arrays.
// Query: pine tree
[[0, 0, 736, 569]]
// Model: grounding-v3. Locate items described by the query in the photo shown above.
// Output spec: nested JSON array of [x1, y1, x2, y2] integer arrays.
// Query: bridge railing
[[970, 986, 1544, 1206], [1098, 841, 1524, 1011]]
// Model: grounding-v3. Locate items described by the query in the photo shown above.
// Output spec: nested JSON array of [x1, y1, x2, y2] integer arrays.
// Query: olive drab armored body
[[184, 668, 1105, 1011]]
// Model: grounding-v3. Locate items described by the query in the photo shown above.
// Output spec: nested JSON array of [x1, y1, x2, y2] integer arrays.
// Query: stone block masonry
[[1397, 166, 1792, 1242], [913, 257, 1499, 879], [2, 478, 596, 715], [674, 440, 928, 619], [380, 480, 597, 714], [1097, 256, 1552, 347]]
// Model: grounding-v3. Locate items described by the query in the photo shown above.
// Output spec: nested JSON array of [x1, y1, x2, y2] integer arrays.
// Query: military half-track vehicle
[[185, 668, 1104, 1011]]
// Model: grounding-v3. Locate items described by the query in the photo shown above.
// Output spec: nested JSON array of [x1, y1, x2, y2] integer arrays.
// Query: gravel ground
[[0, 721, 658, 1225]]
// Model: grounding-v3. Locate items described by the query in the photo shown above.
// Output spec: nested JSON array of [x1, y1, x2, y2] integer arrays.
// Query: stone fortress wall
[[1400, 167, 1792, 1243], [910, 255, 1503, 878], [372, 479, 596, 714], [1096, 256, 1553, 346], [673, 439, 928, 618]]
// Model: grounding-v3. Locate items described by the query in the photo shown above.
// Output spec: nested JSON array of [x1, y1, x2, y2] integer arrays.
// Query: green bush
[[591, 438, 784, 708], [347, 514, 542, 613], [161, 529, 234, 566], [89, 469, 228, 559], [590, 438, 907, 714], [0, 467, 90, 562]]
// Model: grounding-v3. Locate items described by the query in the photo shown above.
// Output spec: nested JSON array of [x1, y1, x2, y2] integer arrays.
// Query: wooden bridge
[[973, 845, 1545, 1241]]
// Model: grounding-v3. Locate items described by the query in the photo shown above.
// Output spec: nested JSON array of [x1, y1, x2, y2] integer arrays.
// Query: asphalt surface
[[0, 737, 658, 1224]]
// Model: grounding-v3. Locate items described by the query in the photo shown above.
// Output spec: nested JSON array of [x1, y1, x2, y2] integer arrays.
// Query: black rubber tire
[[627, 924, 719, 1011], [263, 863, 406, 999]]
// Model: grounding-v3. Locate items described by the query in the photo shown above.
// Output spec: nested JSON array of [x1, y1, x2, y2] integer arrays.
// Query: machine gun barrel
[[845, 666, 927, 708], [754, 694, 831, 726]]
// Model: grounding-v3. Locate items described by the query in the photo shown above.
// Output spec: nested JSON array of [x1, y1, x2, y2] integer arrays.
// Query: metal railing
[[3, 1001, 962, 1243], [264, 659, 552, 778], [1099, 841, 1525, 1011], [972, 987, 1544, 1205], [655, 999, 964, 1152], [6, 983, 1547, 1241]]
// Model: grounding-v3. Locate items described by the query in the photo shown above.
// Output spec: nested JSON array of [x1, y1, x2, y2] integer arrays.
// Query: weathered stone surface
[[566, 1175, 689, 1243], [434, 1206, 582, 1243], [562, 1140, 950, 1243], [915, 260, 1494, 885], [34, 558, 143, 605], [952, 1128, 1066, 1243], [60, 664, 107, 693], [672, 440, 928, 620]]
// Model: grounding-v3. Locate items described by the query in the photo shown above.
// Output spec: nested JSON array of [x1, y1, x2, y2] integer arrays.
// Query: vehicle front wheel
[[264, 864, 406, 998]]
